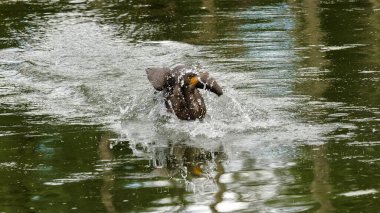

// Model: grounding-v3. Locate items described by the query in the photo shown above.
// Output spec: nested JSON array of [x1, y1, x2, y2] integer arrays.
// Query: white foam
[[339, 189, 378, 197]]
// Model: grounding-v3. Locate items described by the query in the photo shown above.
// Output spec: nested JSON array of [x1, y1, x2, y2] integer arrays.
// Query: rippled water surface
[[1, 0, 380, 212]]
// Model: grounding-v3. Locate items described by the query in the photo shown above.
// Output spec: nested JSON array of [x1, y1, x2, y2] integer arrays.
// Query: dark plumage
[[146, 65, 223, 120]]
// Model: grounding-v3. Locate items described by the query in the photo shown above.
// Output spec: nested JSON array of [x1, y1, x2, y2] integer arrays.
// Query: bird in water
[[146, 65, 223, 120]]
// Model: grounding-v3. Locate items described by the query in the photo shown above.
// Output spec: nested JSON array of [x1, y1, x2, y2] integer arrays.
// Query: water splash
[[117, 86, 263, 145]]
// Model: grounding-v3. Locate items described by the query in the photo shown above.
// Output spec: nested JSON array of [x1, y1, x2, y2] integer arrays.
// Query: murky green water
[[1, 0, 379, 212]]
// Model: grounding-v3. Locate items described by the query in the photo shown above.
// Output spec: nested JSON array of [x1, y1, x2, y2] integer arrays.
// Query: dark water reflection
[[1, 0, 380, 212]]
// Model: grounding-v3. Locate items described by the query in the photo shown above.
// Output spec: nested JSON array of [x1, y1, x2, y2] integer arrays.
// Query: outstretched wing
[[146, 67, 171, 91], [198, 72, 223, 96]]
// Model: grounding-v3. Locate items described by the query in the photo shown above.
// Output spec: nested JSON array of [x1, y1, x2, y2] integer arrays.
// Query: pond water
[[0, 0, 379, 212]]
